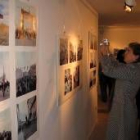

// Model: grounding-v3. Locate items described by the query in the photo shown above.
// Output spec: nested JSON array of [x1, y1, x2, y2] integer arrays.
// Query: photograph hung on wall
[[77, 39, 83, 61], [89, 70, 96, 88], [0, 52, 10, 102], [64, 68, 72, 95], [73, 65, 80, 89], [16, 52, 36, 97], [15, 0, 37, 46], [69, 42, 76, 63], [59, 37, 68, 65], [17, 95, 37, 140], [0, 0, 9, 46], [89, 31, 97, 50], [0, 108, 12, 140]]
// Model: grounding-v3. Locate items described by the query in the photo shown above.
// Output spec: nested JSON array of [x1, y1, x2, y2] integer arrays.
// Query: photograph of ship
[[17, 95, 37, 140], [77, 40, 83, 61], [0, 108, 12, 140], [60, 38, 68, 65], [15, 0, 37, 46], [0, 0, 9, 46], [64, 68, 72, 95], [0, 52, 10, 102], [16, 52, 36, 97], [73, 65, 80, 88], [69, 42, 76, 63]]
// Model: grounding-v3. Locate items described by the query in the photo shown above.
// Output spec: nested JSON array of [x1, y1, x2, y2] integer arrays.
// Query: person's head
[[116, 49, 125, 63], [124, 42, 140, 63]]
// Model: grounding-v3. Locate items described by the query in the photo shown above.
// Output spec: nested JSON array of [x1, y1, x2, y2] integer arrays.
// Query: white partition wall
[[0, 0, 98, 140]]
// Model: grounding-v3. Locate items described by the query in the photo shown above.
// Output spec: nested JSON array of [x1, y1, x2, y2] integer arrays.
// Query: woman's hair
[[129, 42, 140, 62], [116, 49, 125, 63]]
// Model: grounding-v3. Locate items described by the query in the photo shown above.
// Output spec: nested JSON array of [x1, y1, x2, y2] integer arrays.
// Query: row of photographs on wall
[[0, 0, 37, 46], [59, 37, 83, 66], [88, 31, 97, 89], [0, 95, 37, 140], [58, 64, 82, 104], [0, 51, 37, 103]]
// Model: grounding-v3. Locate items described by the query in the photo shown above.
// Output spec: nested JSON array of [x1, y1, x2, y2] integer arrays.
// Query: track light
[[124, 0, 136, 12]]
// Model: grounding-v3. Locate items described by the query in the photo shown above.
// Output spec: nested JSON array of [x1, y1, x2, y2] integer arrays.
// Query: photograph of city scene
[[0, 109, 12, 140], [0, 52, 10, 102], [15, 0, 37, 46], [16, 52, 36, 97], [0, 0, 9, 46], [17, 96, 37, 140]]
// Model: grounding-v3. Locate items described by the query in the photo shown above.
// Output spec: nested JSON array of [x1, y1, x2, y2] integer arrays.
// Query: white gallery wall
[[38, 0, 98, 140], [99, 26, 140, 52]]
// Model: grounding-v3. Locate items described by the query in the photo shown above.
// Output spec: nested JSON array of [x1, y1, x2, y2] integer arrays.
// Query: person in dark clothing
[[136, 88, 140, 140], [99, 64, 115, 103]]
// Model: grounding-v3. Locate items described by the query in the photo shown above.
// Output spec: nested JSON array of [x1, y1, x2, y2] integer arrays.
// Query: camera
[[102, 39, 110, 46]]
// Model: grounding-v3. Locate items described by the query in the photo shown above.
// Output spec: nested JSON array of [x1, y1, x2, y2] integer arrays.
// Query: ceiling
[[86, 0, 140, 26]]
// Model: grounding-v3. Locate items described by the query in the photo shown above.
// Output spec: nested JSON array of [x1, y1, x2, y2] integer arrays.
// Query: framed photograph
[[17, 95, 37, 140], [15, 0, 37, 46], [73, 65, 80, 89], [0, 52, 10, 102], [77, 40, 83, 61], [0, 0, 9, 46], [64, 68, 72, 95], [89, 70, 96, 88], [69, 42, 76, 63], [0, 108, 12, 140], [16, 52, 37, 97], [59, 37, 68, 65]]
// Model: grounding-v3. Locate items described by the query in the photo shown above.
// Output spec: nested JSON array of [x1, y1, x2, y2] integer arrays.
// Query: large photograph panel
[[16, 52, 36, 97], [0, 0, 9, 46], [17, 95, 37, 140], [15, 0, 37, 46], [0, 52, 10, 102], [0, 109, 11, 140]]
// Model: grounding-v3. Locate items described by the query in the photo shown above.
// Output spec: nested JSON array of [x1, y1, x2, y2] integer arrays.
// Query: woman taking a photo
[[100, 42, 140, 140]]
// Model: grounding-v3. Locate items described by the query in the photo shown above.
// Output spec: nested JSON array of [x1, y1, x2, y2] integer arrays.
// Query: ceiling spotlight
[[124, 0, 136, 12]]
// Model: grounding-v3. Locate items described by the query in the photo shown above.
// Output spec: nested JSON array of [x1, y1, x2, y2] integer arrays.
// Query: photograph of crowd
[[77, 40, 83, 61], [15, 0, 37, 46], [0, 52, 10, 102], [0, 109, 12, 140], [69, 42, 76, 63], [89, 70, 96, 88], [16, 52, 36, 97], [73, 65, 80, 88], [0, 0, 9, 46], [64, 68, 72, 95], [60, 38, 68, 65], [17, 95, 37, 140]]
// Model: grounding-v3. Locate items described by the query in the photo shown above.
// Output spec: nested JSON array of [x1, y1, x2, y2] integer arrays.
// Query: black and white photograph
[[60, 38, 68, 65], [16, 52, 36, 97], [0, 108, 12, 140], [89, 70, 96, 88], [89, 52, 94, 69], [0, 52, 10, 102], [77, 40, 83, 61], [73, 65, 80, 88], [17, 95, 37, 140], [0, 0, 9, 46], [64, 68, 72, 95], [89, 33, 94, 50], [69, 42, 76, 63], [15, 0, 37, 46]]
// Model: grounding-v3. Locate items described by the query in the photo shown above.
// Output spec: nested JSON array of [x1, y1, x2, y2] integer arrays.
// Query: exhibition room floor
[[89, 96, 109, 140]]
